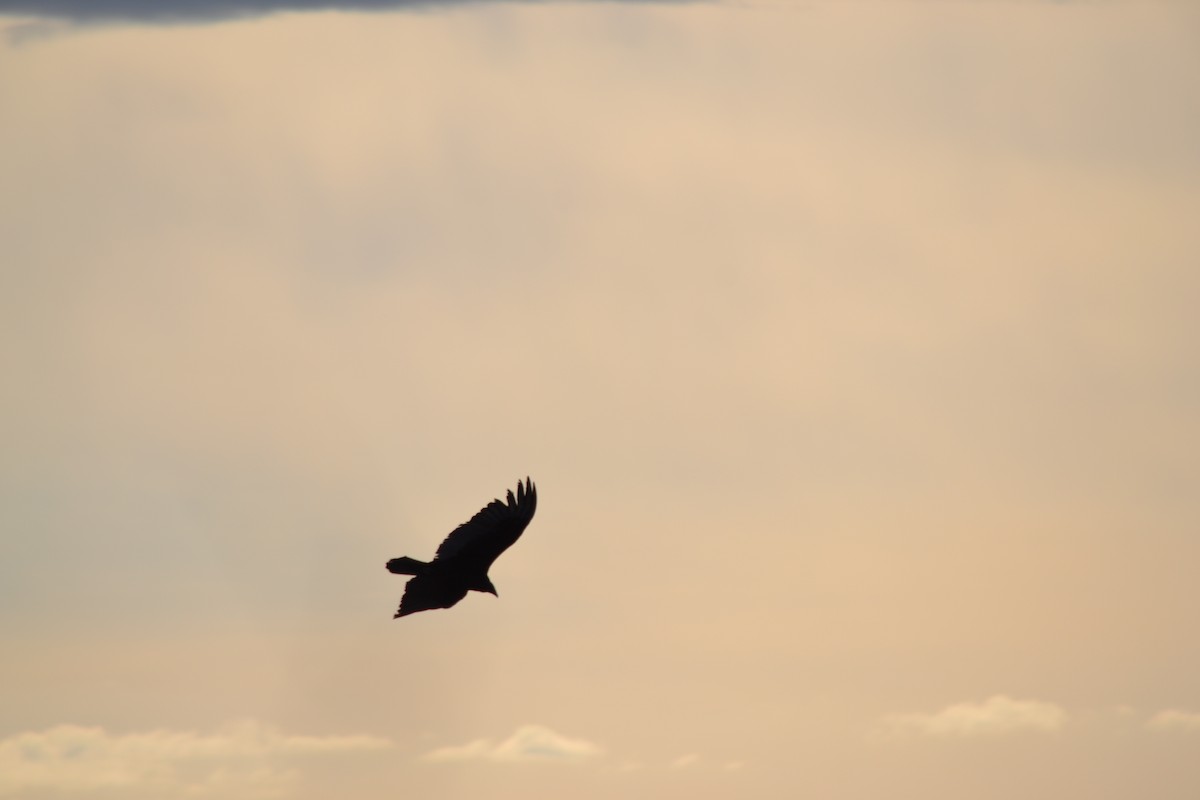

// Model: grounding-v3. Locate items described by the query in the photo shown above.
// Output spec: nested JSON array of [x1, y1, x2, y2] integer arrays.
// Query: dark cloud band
[[0, 0, 662, 24]]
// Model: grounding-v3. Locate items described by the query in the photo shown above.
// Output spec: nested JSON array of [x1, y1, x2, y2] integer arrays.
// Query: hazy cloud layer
[[423, 725, 602, 763], [1147, 710, 1200, 732], [876, 696, 1067, 739], [0, 720, 392, 796]]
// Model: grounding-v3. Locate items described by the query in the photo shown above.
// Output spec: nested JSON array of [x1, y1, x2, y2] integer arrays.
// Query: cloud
[[422, 725, 602, 764], [875, 695, 1067, 740], [669, 753, 699, 768], [0, 0, 671, 25], [0, 720, 393, 796], [1147, 710, 1200, 732]]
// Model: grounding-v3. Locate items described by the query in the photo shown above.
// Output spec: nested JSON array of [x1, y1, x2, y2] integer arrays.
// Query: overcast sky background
[[2, 1, 1199, 799]]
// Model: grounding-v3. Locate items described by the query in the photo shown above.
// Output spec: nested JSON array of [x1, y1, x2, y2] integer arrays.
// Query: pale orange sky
[[2, 2, 1199, 799]]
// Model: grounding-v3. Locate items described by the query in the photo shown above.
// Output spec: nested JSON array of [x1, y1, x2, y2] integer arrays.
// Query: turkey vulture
[[386, 478, 537, 618]]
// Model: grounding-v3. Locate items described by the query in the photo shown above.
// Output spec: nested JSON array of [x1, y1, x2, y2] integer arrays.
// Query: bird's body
[[387, 478, 537, 618]]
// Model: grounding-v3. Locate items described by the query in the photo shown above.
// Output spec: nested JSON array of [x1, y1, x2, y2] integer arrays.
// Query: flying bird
[[386, 478, 537, 618]]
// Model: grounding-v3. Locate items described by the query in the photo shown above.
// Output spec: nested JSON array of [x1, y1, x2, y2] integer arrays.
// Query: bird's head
[[470, 575, 498, 596]]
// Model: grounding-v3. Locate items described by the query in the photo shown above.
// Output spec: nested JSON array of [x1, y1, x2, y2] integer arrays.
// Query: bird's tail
[[386, 556, 429, 576]]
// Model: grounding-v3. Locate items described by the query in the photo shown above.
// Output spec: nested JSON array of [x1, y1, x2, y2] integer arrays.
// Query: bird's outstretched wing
[[395, 574, 468, 618], [433, 477, 537, 568]]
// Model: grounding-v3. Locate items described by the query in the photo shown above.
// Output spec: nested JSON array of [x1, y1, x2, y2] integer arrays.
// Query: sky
[[1, 1, 1199, 798]]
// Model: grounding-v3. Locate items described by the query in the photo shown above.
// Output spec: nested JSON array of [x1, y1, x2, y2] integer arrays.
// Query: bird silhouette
[[387, 478, 537, 618]]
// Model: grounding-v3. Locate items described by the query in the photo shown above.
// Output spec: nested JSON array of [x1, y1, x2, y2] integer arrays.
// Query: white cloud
[[1147, 710, 1200, 732], [422, 725, 602, 764], [875, 695, 1067, 740], [0, 720, 392, 796], [670, 753, 700, 769]]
